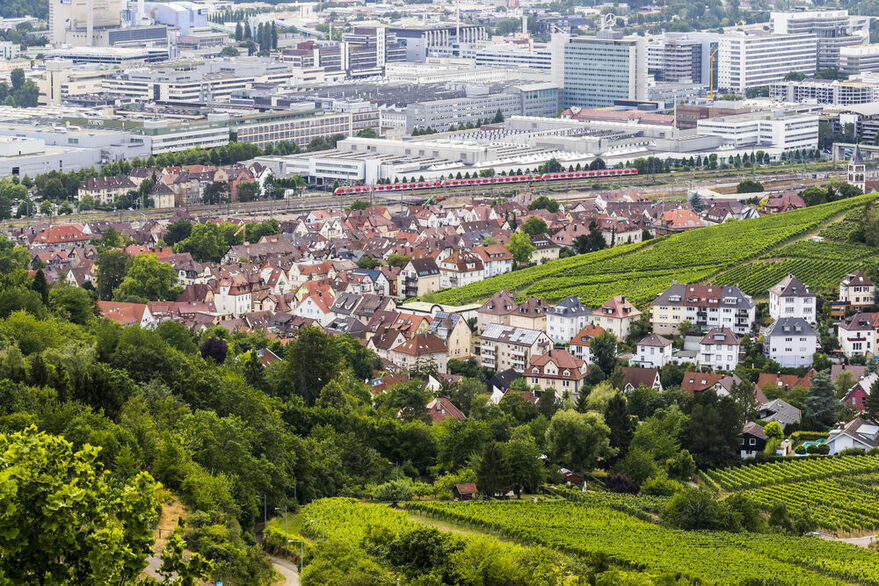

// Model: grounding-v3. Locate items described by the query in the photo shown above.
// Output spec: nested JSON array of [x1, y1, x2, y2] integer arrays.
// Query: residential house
[[526, 349, 589, 394], [656, 207, 706, 234], [389, 332, 449, 373], [651, 283, 755, 336], [620, 367, 662, 393], [477, 290, 518, 332], [764, 318, 818, 368], [508, 297, 549, 332], [739, 422, 767, 458], [697, 327, 741, 371], [214, 274, 253, 317], [473, 244, 513, 277], [632, 333, 673, 369], [425, 397, 466, 424], [77, 176, 136, 206], [758, 399, 801, 430], [397, 258, 440, 299], [367, 326, 408, 361], [546, 296, 592, 345], [840, 271, 875, 309], [478, 324, 552, 373], [765, 192, 806, 214], [428, 312, 472, 360], [438, 251, 484, 289], [98, 301, 156, 328], [530, 233, 561, 262], [592, 296, 641, 338], [681, 372, 724, 395], [843, 372, 877, 413], [294, 292, 334, 326], [569, 324, 605, 363], [837, 312, 879, 358], [769, 274, 816, 323], [453, 483, 479, 500], [826, 417, 879, 454]]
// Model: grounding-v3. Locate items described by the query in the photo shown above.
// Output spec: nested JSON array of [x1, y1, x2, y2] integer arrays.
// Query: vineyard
[[430, 194, 877, 306], [742, 474, 879, 531], [712, 258, 863, 296], [405, 500, 879, 584], [702, 454, 879, 491]]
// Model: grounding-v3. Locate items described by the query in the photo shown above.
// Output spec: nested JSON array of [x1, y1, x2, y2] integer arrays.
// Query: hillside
[[431, 194, 879, 306]]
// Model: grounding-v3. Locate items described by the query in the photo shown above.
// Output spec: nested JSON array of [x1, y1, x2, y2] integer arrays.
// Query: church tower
[[848, 145, 866, 193]]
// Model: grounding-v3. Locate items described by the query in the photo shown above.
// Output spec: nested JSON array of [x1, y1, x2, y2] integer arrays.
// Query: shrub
[[641, 473, 684, 496], [605, 473, 640, 494]]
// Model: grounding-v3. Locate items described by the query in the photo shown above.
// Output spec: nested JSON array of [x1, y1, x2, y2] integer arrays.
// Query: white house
[[545, 296, 593, 345], [438, 251, 484, 289], [632, 333, 673, 369], [764, 317, 818, 368], [826, 418, 879, 454], [592, 296, 641, 339], [293, 293, 333, 326], [837, 312, 879, 358], [769, 274, 816, 323], [840, 270, 875, 309], [697, 327, 741, 372]]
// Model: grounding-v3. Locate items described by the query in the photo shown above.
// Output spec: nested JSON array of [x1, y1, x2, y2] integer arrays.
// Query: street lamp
[[274, 505, 288, 557], [308, 519, 324, 541]]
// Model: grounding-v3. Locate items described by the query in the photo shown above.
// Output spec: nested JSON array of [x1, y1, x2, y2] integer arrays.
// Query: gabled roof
[[638, 333, 672, 348], [597, 295, 641, 319], [391, 332, 448, 356], [741, 421, 767, 440], [700, 327, 740, 346], [426, 397, 466, 423], [841, 270, 874, 288], [681, 372, 724, 394], [765, 317, 817, 338], [621, 366, 659, 389], [769, 274, 814, 299]]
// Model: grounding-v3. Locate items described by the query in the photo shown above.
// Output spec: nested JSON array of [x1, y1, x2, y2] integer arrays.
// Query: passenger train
[[332, 168, 639, 195]]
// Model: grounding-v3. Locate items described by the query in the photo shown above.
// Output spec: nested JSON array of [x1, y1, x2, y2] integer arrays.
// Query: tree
[[95, 250, 131, 301], [520, 217, 548, 236], [492, 108, 504, 123], [528, 196, 559, 213], [387, 253, 411, 268], [284, 325, 342, 405], [477, 441, 512, 497], [729, 378, 758, 424], [199, 336, 228, 363], [0, 426, 159, 584], [49, 285, 96, 325], [506, 230, 535, 267], [164, 219, 192, 246], [202, 181, 229, 204], [157, 528, 213, 586], [784, 71, 806, 81], [590, 331, 617, 377], [114, 254, 181, 302], [604, 392, 633, 458], [736, 179, 764, 194], [545, 409, 616, 474], [864, 376, 879, 421], [543, 158, 563, 173], [30, 268, 48, 305], [763, 421, 784, 441], [236, 181, 260, 202], [219, 46, 240, 57], [574, 220, 607, 254], [235, 21, 243, 41], [506, 436, 544, 497], [803, 370, 838, 429], [10, 67, 24, 91], [378, 381, 431, 422], [356, 127, 377, 138], [683, 390, 741, 468]]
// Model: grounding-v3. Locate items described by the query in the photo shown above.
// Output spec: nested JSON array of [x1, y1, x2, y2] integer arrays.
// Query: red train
[[333, 168, 639, 195]]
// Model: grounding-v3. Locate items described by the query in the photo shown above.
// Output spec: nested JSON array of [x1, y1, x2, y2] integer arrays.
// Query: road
[[270, 555, 300, 586]]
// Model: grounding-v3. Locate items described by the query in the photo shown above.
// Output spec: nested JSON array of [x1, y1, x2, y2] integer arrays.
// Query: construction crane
[[708, 47, 719, 100], [234, 222, 248, 246]]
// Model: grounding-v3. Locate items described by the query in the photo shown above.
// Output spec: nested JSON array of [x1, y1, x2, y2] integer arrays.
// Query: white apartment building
[[696, 111, 819, 152], [718, 33, 817, 93], [633, 333, 673, 369], [478, 324, 553, 373], [698, 328, 741, 372], [545, 296, 592, 345], [765, 318, 818, 368], [771, 9, 868, 69], [652, 283, 755, 336], [769, 274, 816, 323]]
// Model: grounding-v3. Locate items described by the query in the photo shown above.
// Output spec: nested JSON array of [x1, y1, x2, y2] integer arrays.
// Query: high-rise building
[[647, 37, 702, 83], [771, 9, 868, 70], [49, 0, 126, 46], [551, 32, 647, 108], [718, 33, 818, 93], [840, 44, 879, 77]]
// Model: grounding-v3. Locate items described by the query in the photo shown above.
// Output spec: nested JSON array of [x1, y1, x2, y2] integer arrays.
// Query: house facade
[[651, 283, 755, 336], [697, 327, 741, 371], [632, 333, 673, 368], [768, 273, 816, 323], [478, 324, 553, 373], [765, 317, 818, 368]]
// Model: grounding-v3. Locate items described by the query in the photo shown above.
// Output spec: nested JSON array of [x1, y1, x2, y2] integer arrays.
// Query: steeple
[[848, 145, 866, 192]]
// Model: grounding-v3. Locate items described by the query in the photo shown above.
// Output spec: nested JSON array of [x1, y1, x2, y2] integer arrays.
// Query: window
[[749, 438, 756, 445]]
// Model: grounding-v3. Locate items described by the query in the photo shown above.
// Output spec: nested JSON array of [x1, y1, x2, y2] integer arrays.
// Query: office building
[[840, 44, 879, 77], [551, 31, 647, 108], [280, 28, 405, 78], [696, 110, 819, 152], [647, 37, 703, 83], [389, 24, 486, 61], [49, 0, 125, 46], [44, 46, 168, 65], [0, 41, 21, 60], [771, 10, 868, 69], [146, 1, 208, 35], [718, 33, 817, 93], [472, 42, 551, 70], [769, 79, 877, 105]]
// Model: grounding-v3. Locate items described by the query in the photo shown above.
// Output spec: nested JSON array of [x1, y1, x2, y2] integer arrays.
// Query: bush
[[641, 473, 684, 496], [371, 479, 415, 503], [605, 473, 640, 494], [663, 489, 728, 531]]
